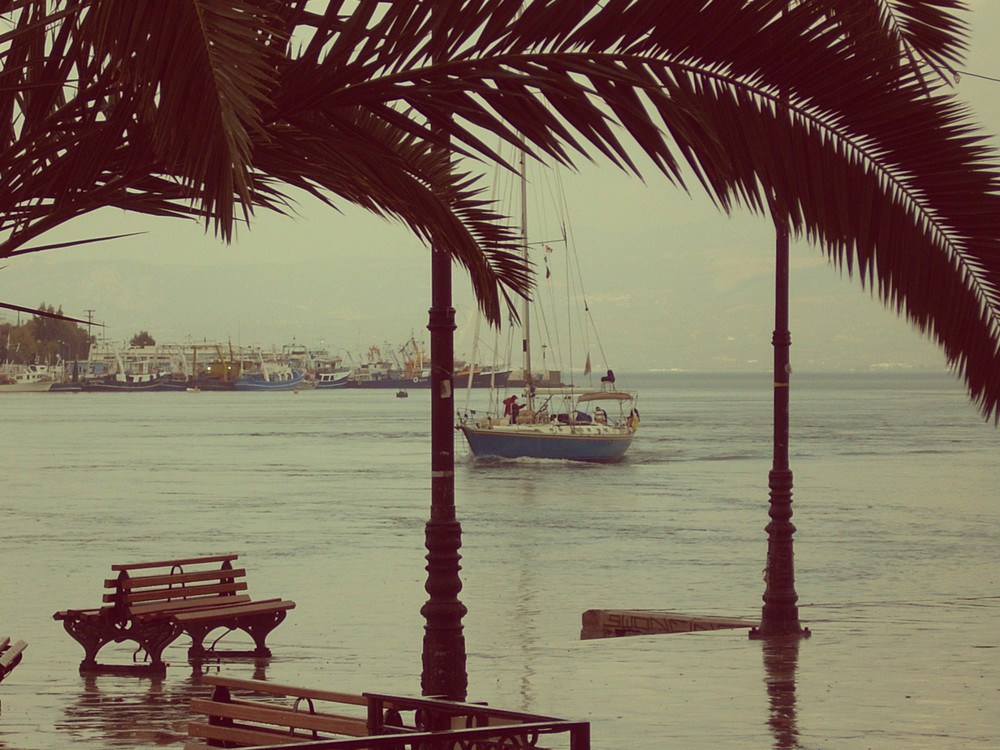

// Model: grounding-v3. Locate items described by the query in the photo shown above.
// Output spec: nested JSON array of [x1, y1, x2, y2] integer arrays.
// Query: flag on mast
[[583, 353, 592, 376]]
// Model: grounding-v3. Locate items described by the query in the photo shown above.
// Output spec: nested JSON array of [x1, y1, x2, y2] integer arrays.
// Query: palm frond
[[3, 0, 1000, 422]]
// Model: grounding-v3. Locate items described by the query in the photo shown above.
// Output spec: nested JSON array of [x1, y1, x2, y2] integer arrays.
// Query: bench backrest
[[103, 554, 249, 618], [186, 675, 369, 747]]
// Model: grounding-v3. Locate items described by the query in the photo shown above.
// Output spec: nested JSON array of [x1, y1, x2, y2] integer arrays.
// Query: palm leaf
[[4, 0, 1000, 421]]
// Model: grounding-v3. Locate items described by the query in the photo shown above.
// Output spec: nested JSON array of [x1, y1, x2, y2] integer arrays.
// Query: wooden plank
[[189, 698, 367, 736], [187, 720, 313, 746], [105, 567, 247, 590], [130, 594, 253, 618], [0, 640, 27, 671], [172, 598, 295, 624], [53, 607, 105, 621], [580, 609, 757, 639], [111, 554, 239, 572], [204, 675, 368, 707], [105, 581, 248, 606]]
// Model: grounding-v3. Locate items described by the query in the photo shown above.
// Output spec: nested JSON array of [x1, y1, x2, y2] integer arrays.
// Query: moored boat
[[80, 372, 167, 392], [233, 360, 306, 391], [0, 364, 58, 393], [315, 369, 352, 389], [234, 362, 305, 391], [344, 339, 431, 388]]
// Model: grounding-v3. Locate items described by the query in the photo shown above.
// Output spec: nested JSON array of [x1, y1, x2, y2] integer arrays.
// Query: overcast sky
[[4, 2, 1000, 374]]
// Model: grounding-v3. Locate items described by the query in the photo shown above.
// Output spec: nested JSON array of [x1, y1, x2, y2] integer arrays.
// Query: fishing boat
[[234, 361, 305, 391], [0, 364, 58, 392], [454, 362, 513, 389], [315, 369, 352, 389], [344, 339, 431, 388], [155, 344, 238, 391], [79, 349, 168, 392], [457, 150, 639, 463]]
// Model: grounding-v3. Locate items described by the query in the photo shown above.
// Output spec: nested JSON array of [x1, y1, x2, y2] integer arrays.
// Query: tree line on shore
[[1, 304, 154, 365]]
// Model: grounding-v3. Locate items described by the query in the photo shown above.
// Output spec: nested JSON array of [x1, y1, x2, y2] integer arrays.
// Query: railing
[[243, 692, 590, 750]]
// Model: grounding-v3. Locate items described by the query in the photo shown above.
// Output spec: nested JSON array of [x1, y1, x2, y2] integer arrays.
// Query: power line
[[960, 70, 1000, 85]]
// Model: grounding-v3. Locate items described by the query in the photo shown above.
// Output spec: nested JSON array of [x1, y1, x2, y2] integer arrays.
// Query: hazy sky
[[4, 2, 1000, 374]]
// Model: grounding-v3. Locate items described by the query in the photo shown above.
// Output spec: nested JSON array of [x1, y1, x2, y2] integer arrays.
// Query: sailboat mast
[[519, 149, 533, 409]]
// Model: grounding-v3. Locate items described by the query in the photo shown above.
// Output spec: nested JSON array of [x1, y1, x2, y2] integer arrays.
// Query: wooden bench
[[185, 675, 369, 748], [0, 637, 27, 682], [186, 676, 592, 749], [53, 554, 295, 675]]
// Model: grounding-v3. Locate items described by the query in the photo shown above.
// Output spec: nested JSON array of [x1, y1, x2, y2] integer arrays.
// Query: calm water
[[1, 371, 998, 749]]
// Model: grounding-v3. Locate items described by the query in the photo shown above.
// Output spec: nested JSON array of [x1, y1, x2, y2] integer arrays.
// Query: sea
[[1, 370, 997, 749]]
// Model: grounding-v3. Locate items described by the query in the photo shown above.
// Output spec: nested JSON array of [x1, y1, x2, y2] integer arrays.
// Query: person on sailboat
[[503, 394, 518, 417], [511, 400, 524, 423]]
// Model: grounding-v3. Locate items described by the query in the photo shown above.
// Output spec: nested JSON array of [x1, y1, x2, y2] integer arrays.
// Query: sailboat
[[457, 152, 639, 463]]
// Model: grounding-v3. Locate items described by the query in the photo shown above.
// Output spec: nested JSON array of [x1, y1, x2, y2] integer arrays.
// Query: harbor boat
[[156, 344, 239, 391], [315, 369, 352, 389], [344, 339, 431, 388], [81, 371, 167, 392], [234, 361, 305, 391], [457, 149, 639, 463], [79, 349, 168, 391], [0, 364, 58, 392], [454, 363, 513, 389]]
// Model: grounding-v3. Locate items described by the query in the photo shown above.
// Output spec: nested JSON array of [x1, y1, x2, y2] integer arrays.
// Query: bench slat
[[53, 607, 105, 621], [0, 640, 27, 671], [203, 675, 369, 707], [104, 581, 249, 605], [131, 594, 253, 618], [111, 554, 239, 572], [189, 698, 368, 736], [187, 721, 316, 746], [173, 598, 295, 624], [105, 567, 248, 590]]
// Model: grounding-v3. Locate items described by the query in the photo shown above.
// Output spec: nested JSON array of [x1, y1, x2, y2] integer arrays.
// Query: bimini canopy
[[577, 391, 634, 403]]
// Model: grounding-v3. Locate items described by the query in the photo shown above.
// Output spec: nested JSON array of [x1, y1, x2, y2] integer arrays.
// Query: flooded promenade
[[1, 372, 998, 748]]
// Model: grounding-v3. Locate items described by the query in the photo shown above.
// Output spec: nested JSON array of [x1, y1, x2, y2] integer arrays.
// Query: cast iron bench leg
[[133, 619, 185, 671], [184, 610, 288, 659], [59, 615, 119, 672], [242, 610, 288, 656], [60, 614, 182, 674]]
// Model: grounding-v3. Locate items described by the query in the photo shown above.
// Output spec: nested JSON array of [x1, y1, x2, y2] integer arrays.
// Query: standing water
[[1, 371, 997, 748]]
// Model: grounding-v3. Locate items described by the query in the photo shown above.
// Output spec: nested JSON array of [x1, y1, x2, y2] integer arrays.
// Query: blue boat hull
[[460, 425, 632, 463], [234, 372, 305, 391]]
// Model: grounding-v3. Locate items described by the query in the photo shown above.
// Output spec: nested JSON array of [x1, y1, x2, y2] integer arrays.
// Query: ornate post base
[[750, 469, 810, 639], [421, 516, 468, 700]]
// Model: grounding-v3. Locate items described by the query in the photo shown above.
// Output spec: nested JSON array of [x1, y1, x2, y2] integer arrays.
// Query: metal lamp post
[[750, 219, 809, 639], [420, 239, 468, 701]]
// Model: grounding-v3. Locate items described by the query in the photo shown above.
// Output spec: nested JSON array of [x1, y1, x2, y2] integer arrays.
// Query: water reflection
[[57, 659, 269, 747], [760, 636, 802, 750]]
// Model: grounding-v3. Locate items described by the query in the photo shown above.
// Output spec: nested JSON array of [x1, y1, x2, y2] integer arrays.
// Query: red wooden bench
[[53, 554, 295, 674], [185, 675, 369, 748], [184, 676, 592, 749]]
